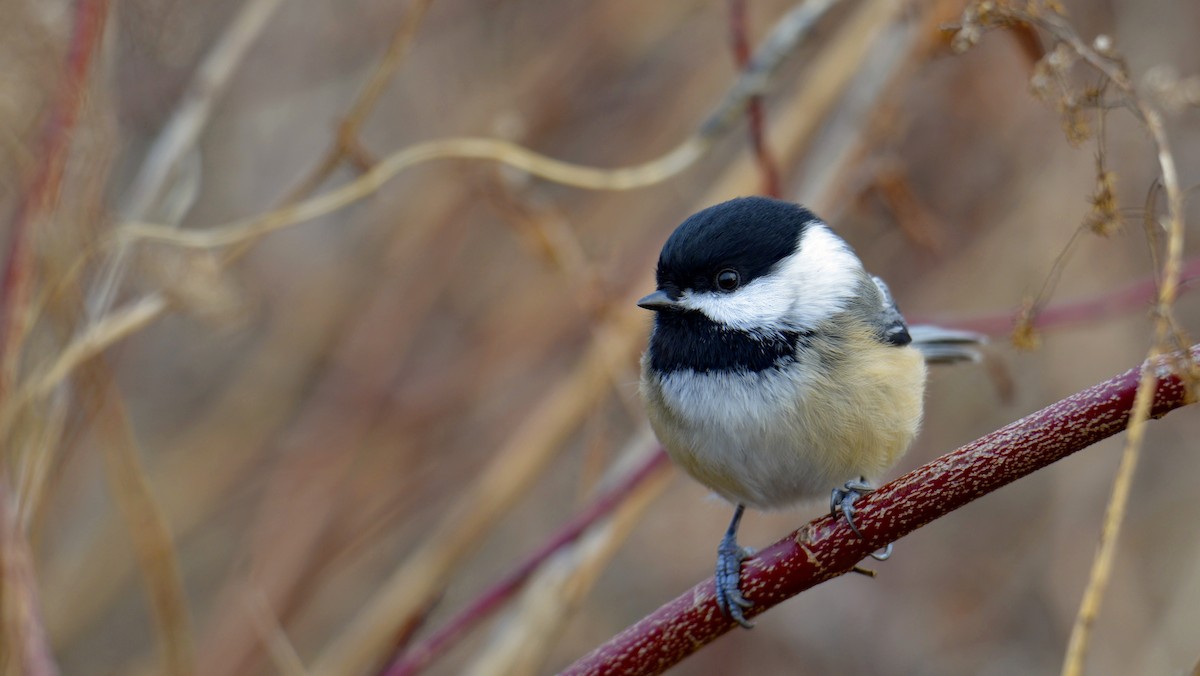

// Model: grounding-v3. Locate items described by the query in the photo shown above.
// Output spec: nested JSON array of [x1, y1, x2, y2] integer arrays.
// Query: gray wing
[[871, 275, 986, 363], [870, 275, 913, 347]]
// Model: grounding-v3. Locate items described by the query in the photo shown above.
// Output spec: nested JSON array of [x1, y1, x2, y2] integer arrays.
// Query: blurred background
[[3, 0, 1200, 674]]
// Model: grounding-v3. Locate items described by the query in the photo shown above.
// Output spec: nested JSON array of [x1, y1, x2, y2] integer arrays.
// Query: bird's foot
[[716, 532, 754, 628], [830, 478, 893, 561]]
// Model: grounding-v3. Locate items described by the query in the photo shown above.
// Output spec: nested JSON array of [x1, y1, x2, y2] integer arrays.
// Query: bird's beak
[[637, 289, 684, 312]]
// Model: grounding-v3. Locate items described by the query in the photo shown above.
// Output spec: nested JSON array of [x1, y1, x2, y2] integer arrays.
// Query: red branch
[[561, 347, 1198, 675], [917, 255, 1200, 337], [380, 449, 671, 676], [0, 0, 111, 390], [728, 0, 782, 198]]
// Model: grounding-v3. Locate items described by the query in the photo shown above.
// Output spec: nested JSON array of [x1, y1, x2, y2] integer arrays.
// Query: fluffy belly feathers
[[641, 344, 926, 509]]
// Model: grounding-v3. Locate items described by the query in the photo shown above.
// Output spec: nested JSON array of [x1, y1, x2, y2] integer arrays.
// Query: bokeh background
[[3, 0, 1200, 674]]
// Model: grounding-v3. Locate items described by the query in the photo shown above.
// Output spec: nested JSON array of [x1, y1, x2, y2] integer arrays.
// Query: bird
[[637, 196, 983, 628]]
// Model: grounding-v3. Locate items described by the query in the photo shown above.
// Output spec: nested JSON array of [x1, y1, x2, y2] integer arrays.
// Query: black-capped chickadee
[[638, 196, 983, 628]]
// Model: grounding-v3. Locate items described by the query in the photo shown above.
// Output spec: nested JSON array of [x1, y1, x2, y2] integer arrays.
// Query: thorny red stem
[[381, 449, 670, 676], [561, 347, 1198, 676], [0, 0, 111, 394], [728, 0, 782, 199]]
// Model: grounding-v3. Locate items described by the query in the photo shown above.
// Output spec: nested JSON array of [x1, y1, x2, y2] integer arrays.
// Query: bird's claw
[[831, 478, 893, 561], [716, 533, 754, 628]]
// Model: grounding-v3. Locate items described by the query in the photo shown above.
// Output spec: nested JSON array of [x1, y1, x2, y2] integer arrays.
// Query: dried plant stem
[[45, 0, 854, 389], [952, 10, 1192, 668], [283, 0, 437, 202], [120, 136, 710, 248], [728, 0, 781, 198], [767, 0, 909, 216], [1062, 112, 1185, 676], [564, 347, 1199, 676], [42, 1, 442, 645], [463, 444, 673, 676], [0, 1, 110, 671], [21, 295, 166, 403], [78, 359, 195, 676], [1060, 373, 1149, 676], [997, 12, 1193, 675], [89, 0, 286, 317], [0, 0, 110, 396], [243, 586, 307, 676], [119, 0, 845, 252], [382, 445, 671, 676], [0, 481, 57, 676], [120, 0, 284, 219], [942, 256, 1200, 337]]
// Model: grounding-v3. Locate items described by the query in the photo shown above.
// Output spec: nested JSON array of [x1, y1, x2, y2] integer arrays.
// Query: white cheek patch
[[680, 222, 861, 332]]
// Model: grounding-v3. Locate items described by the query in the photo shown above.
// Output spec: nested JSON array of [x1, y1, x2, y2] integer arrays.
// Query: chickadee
[[638, 196, 982, 628]]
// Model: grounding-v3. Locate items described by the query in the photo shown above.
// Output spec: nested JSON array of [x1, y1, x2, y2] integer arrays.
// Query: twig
[[38, 1, 441, 646], [282, 0, 437, 202], [0, 480, 58, 676], [121, 136, 709, 248], [922, 255, 1200, 336], [381, 448, 671, 676], [89, 0, 286, 317], [728, 0, 782, 198], [0, 0, 110, 669], [462, 444, 672, 676], [77, 358, 195, 675], [0, 295, 167, 474], [119, 0, 844, 251], [120, 0, 285, 220], [562, 346, 1199, 676], [243, 585, 308, 676], [0, 0, 111, 398], [967, 9, 1194, 674]]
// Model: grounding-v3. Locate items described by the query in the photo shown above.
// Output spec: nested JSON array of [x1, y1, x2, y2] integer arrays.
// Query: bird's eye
[[715, 268, 740, 292]]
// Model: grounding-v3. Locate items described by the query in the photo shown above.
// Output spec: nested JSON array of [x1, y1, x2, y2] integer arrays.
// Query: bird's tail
[[908, 325, 987, 365]]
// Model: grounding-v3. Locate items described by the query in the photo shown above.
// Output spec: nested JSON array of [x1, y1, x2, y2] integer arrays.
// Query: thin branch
[[728, 0, 782, 198], [78, 358, 196, 675], [984, 10, 1194, 674], [562, 346, 1199, 676], [0, 0, 111, 398], [925, 255, 1200, 337], [462, 447, 672, 675], [121, 135, 709, 249], [0, 295, 167, 461], [243, 585, 308, 676], [0, 480, 58, 676], [282, 0, 438, 202], [381, 448, 671, 676], [89, 0, 286, 317], [119, 0, 844, 251]]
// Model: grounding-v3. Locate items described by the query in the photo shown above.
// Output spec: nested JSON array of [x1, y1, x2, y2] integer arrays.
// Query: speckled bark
[[561, 349, 1197, 676]]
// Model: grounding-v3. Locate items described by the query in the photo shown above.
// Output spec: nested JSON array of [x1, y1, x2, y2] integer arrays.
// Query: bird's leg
[[830, 478, 893, 562], [716, 503, 754, 628]]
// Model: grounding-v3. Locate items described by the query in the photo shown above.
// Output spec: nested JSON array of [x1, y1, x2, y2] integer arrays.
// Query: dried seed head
[[1085, 170, 1122, 236], [1012, 300, 1042, 351]]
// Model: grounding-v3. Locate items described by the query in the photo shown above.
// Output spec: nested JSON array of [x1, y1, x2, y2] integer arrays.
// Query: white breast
[[641, 339, 926, 510]]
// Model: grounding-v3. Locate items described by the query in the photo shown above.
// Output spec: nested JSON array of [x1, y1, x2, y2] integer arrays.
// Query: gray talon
[[870, 542, 894, 561], [831, 479, 895, 561], [716, 504, 754, 628], [830, 478, 870, 538]]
